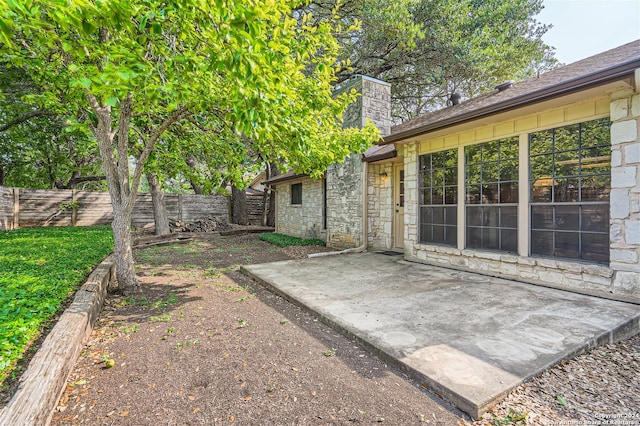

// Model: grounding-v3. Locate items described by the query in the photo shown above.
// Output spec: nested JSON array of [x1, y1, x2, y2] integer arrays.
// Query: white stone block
[[610, 224, 623, 243], [632, 94, 640, 117], [536, 258, 558, 269], [610, 98, 629, 121], [611, 120, 638, 144], [611, 149, 622, 167], [582, 264, 613, 278], [583, 274, 611, 286], [613, 271, 640, 294], [610, 189, 630, 219], [612, 167, 637, 188], [610, 249, 638, 264], [538, 270, 564, 284], [554, 260, 582, 273], [632, 199, 640, 214], [624, 144, 640, 164], [626, 220, 640, 245], [500, 263, 518, 276]]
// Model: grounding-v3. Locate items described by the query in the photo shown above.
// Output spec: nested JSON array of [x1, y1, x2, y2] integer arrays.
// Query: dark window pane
[[465, 144, 482, 165], [582, 205, 609, 232], [466, 185, 481, 204], [445, 206, 458, 226], [420, 225, 432, 242], [499, 182, 519, 203], [420, 189, 431, 205], [501, 206, 518, 229], [291, 183, 302, 205], [582, 233, 609, 262], [445, 226, 457, 246], [421, 172, 431, 189], [433, 226, 445, 243], [500, 160, 518, 181], [432, 169, 445, 187], [483, 140, 499, 162], [531, 205, 554, 230], [501, 138, 519, 159], [554, 178, 579, 202], [482, 184, 499, 203], [581, 118, 611, 149], [445, 167, 457, 186], [445, 149, 458, 166], [432, 187, 444, 205], [483, 162, 499, 182], [466, 206, 483, 226], [420, 207, 432, 224], [530, 154, 553, 179], [444, 186, 458, 204], [555, 124, 580, 151], [531, 179, 553, 202], [467, 227, 482, 249], [466, 164, 482, 184], [433, 207, 444, 224], [555, 150, 580, 177], [483, 227, 499, 250], [581, 175, 610, 201], [555, 231, 580, 258], [555, 205, 580, 231], [531, 230, 554, 256], [530, 131, 553, 155], [501, 229, 518, 252]]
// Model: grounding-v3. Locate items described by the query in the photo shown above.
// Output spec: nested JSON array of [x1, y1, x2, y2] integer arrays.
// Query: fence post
[[12, 187, 19, 229], [178, 194, 183, 221], [71, 189, 78, 226]]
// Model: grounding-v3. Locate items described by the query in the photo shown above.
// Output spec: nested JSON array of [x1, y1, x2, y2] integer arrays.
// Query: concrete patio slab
[[241, 252, 640, 418]]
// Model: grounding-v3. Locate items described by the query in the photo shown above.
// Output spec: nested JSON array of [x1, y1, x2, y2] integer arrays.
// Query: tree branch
[[0, 110, 56, 132]]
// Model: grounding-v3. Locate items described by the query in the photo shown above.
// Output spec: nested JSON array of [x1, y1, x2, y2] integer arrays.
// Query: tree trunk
[[266, 164, 280, 227], [261, 164, 270, 226], [231, 185, 248, 225], [147, 172, 170, 236], [0, 164, 5, 186], [111, 205, 139, 293], [185, 155, 203, 194]]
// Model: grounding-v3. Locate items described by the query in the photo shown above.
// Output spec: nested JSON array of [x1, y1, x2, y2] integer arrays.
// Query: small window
[[291, 183, 302, 205]]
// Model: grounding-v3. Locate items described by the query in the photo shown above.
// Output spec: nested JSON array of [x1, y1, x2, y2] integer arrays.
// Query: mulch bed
[[45, 233, 639, 425]]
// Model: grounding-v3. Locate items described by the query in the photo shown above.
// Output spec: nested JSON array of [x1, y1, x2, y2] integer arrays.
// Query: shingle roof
[[385, 39, 640, 143]]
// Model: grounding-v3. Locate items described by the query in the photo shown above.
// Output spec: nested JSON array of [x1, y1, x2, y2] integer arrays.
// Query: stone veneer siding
[[326, 154, 364, 249], [609, 71, 640, 298], [274, 177, 326, 241], [403, 74, 640, 302], [366, 163, 394, 249]]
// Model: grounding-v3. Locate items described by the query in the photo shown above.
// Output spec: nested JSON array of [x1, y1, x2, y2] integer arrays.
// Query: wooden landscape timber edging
[[0, 255, 116, 426]]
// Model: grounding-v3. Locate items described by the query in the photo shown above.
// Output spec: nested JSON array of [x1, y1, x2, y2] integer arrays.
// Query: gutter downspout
[[309, 158, 368, 257]]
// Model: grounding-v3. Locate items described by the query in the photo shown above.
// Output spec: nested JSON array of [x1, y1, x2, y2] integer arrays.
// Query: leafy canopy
[[0, 0, 379, 181]]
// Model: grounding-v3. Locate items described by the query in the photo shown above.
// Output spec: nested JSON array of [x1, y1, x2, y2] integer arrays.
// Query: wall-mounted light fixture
[[380, 171, 388, 183]]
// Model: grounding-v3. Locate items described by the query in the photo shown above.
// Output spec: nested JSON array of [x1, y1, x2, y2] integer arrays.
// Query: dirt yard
[[49, 233, 639, 425]]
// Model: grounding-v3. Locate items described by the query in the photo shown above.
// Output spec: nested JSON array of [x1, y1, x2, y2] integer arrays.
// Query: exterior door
[[393, 165, 405, 248]]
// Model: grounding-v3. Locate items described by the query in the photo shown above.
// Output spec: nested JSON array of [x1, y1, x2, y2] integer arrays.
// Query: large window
[[529, 118, 611, 263], [419, 149, 457, 245], [291, 183, 302, 205], [465, 137, 519, 252]]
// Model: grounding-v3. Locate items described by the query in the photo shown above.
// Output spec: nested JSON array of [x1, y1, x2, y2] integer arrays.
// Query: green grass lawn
[[259, 232, 326, 247], [0, 226, 113, 385]]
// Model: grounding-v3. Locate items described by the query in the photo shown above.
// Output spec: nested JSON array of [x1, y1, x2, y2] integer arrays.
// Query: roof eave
[[383, 58, 640, 144]]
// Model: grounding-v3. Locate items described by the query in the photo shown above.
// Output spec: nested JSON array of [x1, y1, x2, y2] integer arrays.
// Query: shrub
[[259, 233, 326, 248]]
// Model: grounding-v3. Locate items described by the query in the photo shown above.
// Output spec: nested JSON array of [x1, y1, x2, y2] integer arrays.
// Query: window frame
[[528, 118, 611, 263], [290, 182, 302, 205], [464, 136, 519, 253], [418, 148, 458, 246]]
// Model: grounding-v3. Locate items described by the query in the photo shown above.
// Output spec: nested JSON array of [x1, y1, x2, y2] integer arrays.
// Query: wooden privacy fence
[[0, 187, 275, 231]]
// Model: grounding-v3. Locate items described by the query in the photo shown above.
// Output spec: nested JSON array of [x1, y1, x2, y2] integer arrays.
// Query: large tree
[[1, 0, 378, 293], [304, 0, 557, 122]]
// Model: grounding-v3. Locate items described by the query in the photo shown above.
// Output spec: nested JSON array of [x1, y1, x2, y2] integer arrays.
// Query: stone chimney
[[337, 75, 392, 137]]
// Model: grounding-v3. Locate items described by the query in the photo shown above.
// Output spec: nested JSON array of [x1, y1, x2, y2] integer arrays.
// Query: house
[[263, 40, 640, 301]]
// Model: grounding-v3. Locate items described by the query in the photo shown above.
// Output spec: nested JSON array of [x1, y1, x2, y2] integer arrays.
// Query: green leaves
[[0, 226, 113, 385]]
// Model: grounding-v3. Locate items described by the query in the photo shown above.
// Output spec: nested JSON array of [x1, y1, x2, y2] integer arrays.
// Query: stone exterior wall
[[366, 163, 394, 249], [402, 76, 640, 302], [274, 177, 326, 240], [609, 71, 640, 298], [339, 76, 392, 137], [326, 154, 364, 249]]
